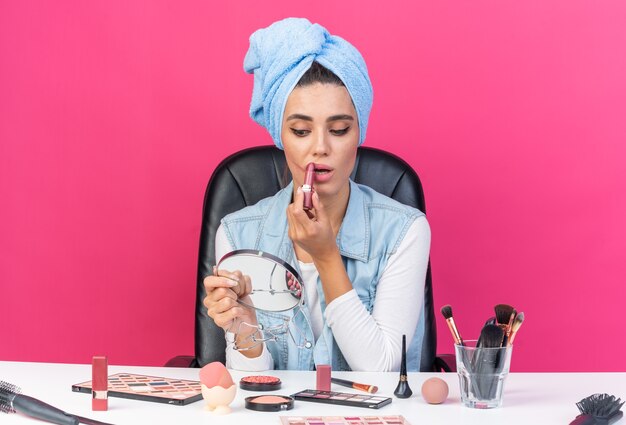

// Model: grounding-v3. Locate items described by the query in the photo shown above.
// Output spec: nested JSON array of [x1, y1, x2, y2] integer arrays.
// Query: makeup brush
[[331, 378, 378, 394], [393, 334, 413, 398], [570, 393, 624, 425], [440, 305, 464, 346], [494, 304, 515, 347], [0, 381, 113, 425], [507, 311, 525, 346], [472, 324, 505, 400], [501, 310, 516, 347], [494, 304, 515, 327], [475, 324, 505, 353]]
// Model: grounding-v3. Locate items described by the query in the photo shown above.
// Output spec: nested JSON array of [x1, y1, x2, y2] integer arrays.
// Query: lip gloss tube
[[302, 162, 315, 210]]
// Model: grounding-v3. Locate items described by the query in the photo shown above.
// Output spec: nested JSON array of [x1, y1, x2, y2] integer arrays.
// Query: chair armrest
[[434, 353, 456, 372], [164, 355, 197, 368]]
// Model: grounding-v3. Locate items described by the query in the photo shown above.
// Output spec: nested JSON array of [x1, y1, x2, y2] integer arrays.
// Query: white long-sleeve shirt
[[219, 215, 430, 372]]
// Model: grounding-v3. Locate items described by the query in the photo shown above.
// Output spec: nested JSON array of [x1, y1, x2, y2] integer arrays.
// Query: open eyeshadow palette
[[291, 389, 392, 409], [280, 415, 411, 425], [72, 373, 203, 405]]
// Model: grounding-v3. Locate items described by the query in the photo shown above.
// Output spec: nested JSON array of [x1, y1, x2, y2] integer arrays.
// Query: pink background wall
[[2, 1, 625, 372]]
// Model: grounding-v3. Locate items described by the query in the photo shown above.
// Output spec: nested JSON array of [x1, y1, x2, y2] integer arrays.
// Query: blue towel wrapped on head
[[244, 17, 373, 149]]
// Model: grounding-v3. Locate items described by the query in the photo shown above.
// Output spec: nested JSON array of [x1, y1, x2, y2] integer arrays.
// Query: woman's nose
[[312, 130, 330, 156]]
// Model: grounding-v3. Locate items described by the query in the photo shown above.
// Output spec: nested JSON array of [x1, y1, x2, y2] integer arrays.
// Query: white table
[[1, 361, 624, 424]]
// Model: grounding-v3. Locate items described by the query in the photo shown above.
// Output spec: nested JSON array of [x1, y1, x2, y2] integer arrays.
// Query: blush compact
[[244, 395, 294, 412], [240, 375, 282, 391]]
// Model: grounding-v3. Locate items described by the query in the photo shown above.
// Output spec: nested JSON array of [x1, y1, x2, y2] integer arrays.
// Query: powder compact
[[240, 375, 282, 391], [245, 395, 294, 412]]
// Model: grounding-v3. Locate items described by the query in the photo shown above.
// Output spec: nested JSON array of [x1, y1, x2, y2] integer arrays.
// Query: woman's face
[[281, 83, 359, 202]]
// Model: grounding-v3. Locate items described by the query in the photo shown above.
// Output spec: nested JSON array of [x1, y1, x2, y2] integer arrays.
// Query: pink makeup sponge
[[421, 377, 449, 404], [199, 362, 234, 389]]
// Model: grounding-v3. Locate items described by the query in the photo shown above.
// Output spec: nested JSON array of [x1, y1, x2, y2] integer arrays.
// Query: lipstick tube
[[316, 364, 331, 391], [92, 356, 108, 411], [302, 162, 315, 210]]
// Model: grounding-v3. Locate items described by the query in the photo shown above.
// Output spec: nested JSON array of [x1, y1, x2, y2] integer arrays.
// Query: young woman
[[203, 18, 431, 372]]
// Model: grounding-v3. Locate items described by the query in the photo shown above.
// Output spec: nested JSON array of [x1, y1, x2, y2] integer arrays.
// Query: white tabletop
[[0, 361, 624, 424]]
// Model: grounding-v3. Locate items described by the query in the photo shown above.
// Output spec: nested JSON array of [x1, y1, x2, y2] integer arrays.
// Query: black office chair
[[166, 146, 452, 372]]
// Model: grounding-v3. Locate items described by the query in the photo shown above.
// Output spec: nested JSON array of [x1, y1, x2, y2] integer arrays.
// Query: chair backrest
[[194, 146, 436, 371]]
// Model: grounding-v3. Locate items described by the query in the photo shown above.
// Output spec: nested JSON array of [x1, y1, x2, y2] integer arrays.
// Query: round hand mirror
[[216, 249, 304, 312]]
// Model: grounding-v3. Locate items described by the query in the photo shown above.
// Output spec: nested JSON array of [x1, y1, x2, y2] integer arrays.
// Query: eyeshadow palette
[[280, 415, 411, 425], [291, 389, 392, 409], [72, 373, 203, 405]]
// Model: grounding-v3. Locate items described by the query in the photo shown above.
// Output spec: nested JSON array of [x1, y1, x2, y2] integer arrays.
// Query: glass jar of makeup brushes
[[455, 340, 513, 409]]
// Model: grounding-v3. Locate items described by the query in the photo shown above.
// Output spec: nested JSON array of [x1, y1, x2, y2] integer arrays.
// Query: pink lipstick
[[302, 162, 315, 210], [92, 355, 108, 411]]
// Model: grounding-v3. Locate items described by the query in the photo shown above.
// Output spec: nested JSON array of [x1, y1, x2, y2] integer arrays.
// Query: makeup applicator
[[494, 304, 516, 346], [331, 378, 378, 394], [473, 324, 505, 400], [507, 312, 525, 346], [394, 334, 413, 398], [494, 304, 515, 328], [440, 305, 464, 345]]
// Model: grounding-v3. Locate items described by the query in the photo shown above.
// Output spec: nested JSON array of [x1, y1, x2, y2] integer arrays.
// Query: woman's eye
[[290, 128, 310, 137], [330, 127, 350, 136]]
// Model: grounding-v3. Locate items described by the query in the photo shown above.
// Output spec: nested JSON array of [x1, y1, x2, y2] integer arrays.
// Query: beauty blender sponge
[[199, 362, 234, 389], [421, 377, 449, 404]]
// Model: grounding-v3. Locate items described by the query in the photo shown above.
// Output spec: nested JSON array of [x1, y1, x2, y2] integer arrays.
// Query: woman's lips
[[312, 164, 334, 183]]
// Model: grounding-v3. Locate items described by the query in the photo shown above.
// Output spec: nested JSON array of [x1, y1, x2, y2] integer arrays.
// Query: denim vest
[[220, 180, 426, 371]]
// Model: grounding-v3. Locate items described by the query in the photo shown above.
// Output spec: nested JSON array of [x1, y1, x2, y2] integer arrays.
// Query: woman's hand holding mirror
[[211, 250, 311, 352], [203, 268, 258, 333], [203, 268, 264, 357]]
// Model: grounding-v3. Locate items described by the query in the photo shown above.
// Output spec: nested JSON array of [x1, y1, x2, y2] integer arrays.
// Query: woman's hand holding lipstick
[[288, 188, 351, 304], [287, 188, 337, 262]]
